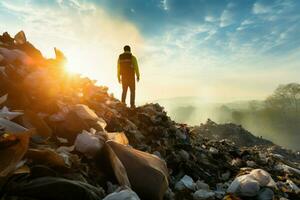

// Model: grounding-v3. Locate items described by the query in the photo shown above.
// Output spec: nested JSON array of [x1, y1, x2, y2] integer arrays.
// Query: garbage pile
[[0, 31, 299, 200], [190, 119, 273, 147]]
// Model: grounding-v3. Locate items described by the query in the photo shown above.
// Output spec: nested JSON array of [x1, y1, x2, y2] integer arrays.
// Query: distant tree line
[[221, 83, 300, 150]]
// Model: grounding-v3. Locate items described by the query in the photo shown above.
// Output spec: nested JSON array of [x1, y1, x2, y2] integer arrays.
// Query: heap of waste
[[0, 31, 299, 200]]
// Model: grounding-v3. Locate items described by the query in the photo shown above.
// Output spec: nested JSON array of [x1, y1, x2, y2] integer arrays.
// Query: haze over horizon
[[1, 0, 300, 104]]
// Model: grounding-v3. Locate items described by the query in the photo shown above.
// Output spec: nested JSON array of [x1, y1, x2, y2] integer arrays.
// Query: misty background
[[151, 83, 300, 151]]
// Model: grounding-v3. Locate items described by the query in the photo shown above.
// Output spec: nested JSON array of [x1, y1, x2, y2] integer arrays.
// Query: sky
[[0, 0, 300, 103]]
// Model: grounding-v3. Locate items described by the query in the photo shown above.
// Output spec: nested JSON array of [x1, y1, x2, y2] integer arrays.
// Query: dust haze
[[154, 83, 300, 151]]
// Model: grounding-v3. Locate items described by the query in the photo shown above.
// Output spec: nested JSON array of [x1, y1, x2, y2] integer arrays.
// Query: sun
[[63, 47, 106, 75], [65, 54, 85, 74], [62, 47, 123, 98]]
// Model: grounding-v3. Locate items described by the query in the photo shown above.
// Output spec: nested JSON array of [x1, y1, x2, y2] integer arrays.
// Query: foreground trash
[[103, 188, 140, 200], [227, 169, 276, 197], [106, 140, 169, 200], [0, 130, 30, 177], [3, 177, 106, 200], [0, 31, 299, 200]]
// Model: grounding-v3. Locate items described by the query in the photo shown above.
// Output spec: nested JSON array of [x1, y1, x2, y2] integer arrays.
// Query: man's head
[[124, 45, 131, 52]]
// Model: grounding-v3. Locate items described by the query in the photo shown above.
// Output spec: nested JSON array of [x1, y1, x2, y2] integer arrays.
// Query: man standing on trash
[[117, 45, 140, 108]]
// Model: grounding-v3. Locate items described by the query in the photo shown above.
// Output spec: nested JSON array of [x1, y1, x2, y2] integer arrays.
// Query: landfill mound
[[190, 119, 274, 147], [0, 31, 300, 200]]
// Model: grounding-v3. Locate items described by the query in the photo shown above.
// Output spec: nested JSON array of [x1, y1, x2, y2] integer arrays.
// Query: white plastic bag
[[227, 174, 260, 197], [250, 169, 276, 188], [0, 118, 28, 132], [103, 188, 140, 200], [74, 130, 104, 159], [175, 175, 195, 190], [0, 106, 23, 120], [227, 169, 276, 197]]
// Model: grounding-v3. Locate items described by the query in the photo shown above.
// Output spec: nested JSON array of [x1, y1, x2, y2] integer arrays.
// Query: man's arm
[[132, 56, 140, 81], [117, 57, 121, 83]]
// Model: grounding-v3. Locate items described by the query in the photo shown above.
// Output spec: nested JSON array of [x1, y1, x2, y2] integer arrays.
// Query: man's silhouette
[[117, 45, 140, 108]]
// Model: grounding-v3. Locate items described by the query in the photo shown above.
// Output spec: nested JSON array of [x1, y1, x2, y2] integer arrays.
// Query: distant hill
[[152, 96, 300, 151], [154, 96, 265, 109], [152, 96, 264, 125]]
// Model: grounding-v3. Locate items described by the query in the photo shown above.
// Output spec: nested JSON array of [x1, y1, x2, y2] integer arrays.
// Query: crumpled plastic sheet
[[0, 106, 23, 120], [0, 130, 31, 177], [0, 118, 28, 133], [74, 130, 104, 159], [106, 140, 169, 200], [4, 176, 105, 200], [227, 169, 276, 197], [103, 188, 140, 200]]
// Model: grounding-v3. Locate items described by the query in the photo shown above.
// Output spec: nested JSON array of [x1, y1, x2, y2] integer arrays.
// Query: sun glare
[[64, 47, 109, 75], [65, 54, 85, 74], [63, 48, 122, 97]]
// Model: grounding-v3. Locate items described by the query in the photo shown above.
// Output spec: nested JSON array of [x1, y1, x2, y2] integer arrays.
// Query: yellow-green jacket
[[117, 51, 140, 82]]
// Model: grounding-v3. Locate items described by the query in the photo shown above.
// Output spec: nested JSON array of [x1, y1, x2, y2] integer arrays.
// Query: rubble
[[74, 130, 105, 159], [175, 175, 195, 191], [0, 31, 299, 200], [192, 189, 215, 200], [0, 130, 31, 177], [227, 169, 276, 197], [103, 188, 140, 200], [106, 140, 169, 200], [4, 177, 106, 200]]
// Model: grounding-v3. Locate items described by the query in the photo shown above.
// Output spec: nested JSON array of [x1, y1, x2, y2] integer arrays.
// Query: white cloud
[[68, 0, 96, 11], [253, 1, 296, 22], [220, 10, 234, 27], [236, 26, 245, 31], [205, 15, 216, 23], [1, 0, 143, 51], [241, 19, 254, 26], [160, 0, 169, 11], [253, 3, 272, 14], [236, 19, 254, 31], [57, 0, 64, 7], [144, 25, 300, 101]]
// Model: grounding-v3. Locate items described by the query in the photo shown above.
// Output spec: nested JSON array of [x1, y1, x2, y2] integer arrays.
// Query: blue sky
[[1, 0, 300, 103]]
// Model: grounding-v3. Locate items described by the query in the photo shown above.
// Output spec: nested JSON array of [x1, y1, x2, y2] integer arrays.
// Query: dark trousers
[[121, 78, 135, 107]]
